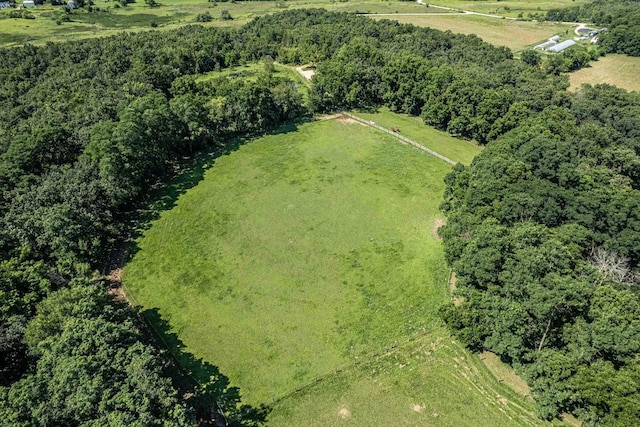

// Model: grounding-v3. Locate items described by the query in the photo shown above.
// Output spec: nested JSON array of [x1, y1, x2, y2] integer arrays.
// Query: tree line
[[0, 8, 638, 425]]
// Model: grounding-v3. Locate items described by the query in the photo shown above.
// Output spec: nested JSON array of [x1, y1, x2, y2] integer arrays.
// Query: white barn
[[23, 0, 35, 6]]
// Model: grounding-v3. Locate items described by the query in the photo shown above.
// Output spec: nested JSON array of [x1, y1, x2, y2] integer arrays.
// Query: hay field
[[569, 54, 640, 93], [375, 13, 575, 51]]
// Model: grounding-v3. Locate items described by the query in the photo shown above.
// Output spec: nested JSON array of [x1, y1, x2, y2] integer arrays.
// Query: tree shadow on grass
[[143, 307, 271, 426], [106, 118, 307, 272], [107, 119, 313, 424]]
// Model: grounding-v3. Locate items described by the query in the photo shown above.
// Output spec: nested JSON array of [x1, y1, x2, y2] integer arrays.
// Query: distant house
[[22, 0, 34, 6], [547, 39, 576, 53]]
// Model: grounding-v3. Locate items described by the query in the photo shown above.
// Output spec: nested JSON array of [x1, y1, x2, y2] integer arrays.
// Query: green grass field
[[423, 0, 591, 18], [569, 54, 640, 93], [0, 0, 588, 48], [122, 117, 554, 425], [0, 0, 434, 47], [352, 108, 482, 165], [376, 14, 575, 51]]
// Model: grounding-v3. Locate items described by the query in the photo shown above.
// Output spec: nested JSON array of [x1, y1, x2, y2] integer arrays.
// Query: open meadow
[[422, 0, 591, 18], [0, 0, 434, 46], [569, 54, 640, 93], [375, 13, 575, 51], [123, 116, 557, 425], [0, 0, 587, 48]]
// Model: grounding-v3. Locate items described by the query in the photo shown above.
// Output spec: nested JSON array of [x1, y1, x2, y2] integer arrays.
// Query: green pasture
[[124, 117, 452, 403], [123, 117, 551, 424], [269, 331, 558, 426], [0, 0, 433, 47], [352, 107, 482, 165], [0, 0, 586, 47], [423, 0, 591, 18]]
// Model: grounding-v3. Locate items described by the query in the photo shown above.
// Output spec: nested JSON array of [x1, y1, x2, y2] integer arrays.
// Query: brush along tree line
[[0, 9, 638, 425]]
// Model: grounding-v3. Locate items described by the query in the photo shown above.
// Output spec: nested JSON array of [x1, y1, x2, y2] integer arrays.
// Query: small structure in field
[[547, 39, 576, 53], [22, 0, 35, 6], [0, 2, 11, 8], [67, 0, 76, 8]]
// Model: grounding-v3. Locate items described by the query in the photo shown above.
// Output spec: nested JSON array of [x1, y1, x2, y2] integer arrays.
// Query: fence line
[[343, 113, 457, 166]]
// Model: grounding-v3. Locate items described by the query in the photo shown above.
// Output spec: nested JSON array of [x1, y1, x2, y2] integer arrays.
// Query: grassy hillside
[[569, 54, 640, 92], [123, 117, 552, 425]]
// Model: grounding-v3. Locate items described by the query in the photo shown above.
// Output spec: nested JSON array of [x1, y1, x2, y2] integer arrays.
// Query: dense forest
[[0, 8, 638, 426], [546, 0, 640, 56]]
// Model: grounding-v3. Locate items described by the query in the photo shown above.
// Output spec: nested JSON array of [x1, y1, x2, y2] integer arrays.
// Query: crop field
[[569, 54, 640, 93], [376, 14, 575, 51], [122, 117, 553, 425]]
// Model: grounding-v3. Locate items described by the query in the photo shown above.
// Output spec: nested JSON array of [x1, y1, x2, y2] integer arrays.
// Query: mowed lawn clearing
[[569, 54, 640, 93], [124, 118, 452, 404], [376, 14, 574, 51]]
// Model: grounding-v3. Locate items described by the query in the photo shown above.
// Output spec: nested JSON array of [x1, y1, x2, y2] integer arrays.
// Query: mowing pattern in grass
[[377, 14, 575, 51], [124, 118, 453, 404], [569, 54, 640, 93], [269, 332, 557, 426], [352, 108, 482, 165]]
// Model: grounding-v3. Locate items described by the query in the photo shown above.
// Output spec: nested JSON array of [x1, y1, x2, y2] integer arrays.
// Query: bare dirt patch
[[498, 397, 509, 406], [412, 404, 424, 413], [106, 268, 131, 304], [316, 113, 341, 121], [336, 115, 361, 125], [432, 218, 445, 240], [338, 407, 351, 419]]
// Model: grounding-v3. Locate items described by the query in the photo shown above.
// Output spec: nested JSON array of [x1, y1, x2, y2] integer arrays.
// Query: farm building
[[547, 39, 576, 53], [534, 40, 557, 50], [22, 0, 34, 6]]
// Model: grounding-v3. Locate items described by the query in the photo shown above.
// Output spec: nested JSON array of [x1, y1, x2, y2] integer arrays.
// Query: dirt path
[[344, 112, 457, 165]]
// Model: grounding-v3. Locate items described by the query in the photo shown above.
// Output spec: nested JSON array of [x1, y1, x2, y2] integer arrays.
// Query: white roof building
[[23, 0, 35, 6], [547, 40, 576, 53]]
